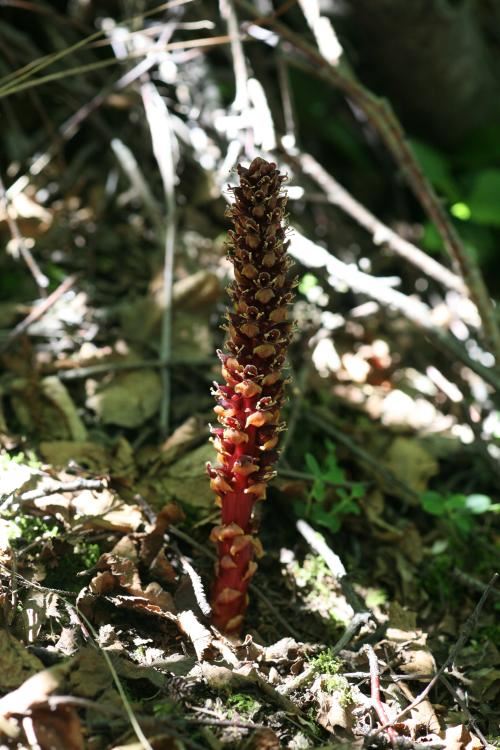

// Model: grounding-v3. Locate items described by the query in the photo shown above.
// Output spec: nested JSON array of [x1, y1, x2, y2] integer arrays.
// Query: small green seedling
[[309, 649, 353, 706], [226, 693, 261, 718], [296, 440, 364, 532], [420, 491, 499, 535]]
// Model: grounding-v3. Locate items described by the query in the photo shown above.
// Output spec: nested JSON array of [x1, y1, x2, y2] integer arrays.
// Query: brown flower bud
[[255, 288, 274, 304]]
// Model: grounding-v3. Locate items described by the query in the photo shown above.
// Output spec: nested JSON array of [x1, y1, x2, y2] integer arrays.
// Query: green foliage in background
[[294, 440, 364, 532], [411, 132, 500, 268]]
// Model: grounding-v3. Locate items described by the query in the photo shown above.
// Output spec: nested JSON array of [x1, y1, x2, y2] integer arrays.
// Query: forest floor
[[0, 3, 499, 749]]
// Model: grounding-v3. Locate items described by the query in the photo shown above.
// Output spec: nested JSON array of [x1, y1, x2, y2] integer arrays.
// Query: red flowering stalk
[[207, 157, 295, 633]]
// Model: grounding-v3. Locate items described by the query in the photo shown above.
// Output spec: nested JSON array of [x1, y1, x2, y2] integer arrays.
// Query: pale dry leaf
[[39, 440, 111, 472], [159, 416, 207, 464], [28, 705, 84, 750], [177, 609, 214, 661], [0, 660, 74, 722], [22, 589, 60, 643], [0, 630, 44, 691], [86, 369, 161, 428], [444, 724, 483, 750], [384, 437, 438, 495], [41, 377, 87, 441], [72, 489, 144, 532]]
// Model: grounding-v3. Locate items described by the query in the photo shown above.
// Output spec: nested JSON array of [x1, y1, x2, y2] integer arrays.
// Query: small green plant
[[309, 647, 341, 677], [420, 490, 499, 535], [75, 541, 101, 569], [152, 699, 178, 718], [309, 649, 353, 706], [0, 450, 42, 470], [226, 693, 261, 718], [8, 513, 59, 545], [296, 440, 364, 532]]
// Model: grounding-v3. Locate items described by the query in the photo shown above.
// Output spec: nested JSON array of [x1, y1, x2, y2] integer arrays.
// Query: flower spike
[[209, 157, 295, 633]]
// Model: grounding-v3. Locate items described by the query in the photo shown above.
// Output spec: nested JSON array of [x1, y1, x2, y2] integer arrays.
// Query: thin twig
[[287, 150, 466, 295], [0, 0, 194, 97], [374, 573, 499, 734], [363, 644, 397, 746], [440, 675, 489, 748], [332, 612, 372, 655], [235, 0, 500, 361], [0, 173, 49, 293], [452, 567, 500, 601], [219, 0, 249, 112], [0, 562, 77, 597], [0, 274, 77, 353], [111, 138, 163, 231], [278, 467, 367, 489], [140, 81, 177, 439], [289, 230, 500, 392], [15, 478, 107, 504], [276, 52, 297, 145]]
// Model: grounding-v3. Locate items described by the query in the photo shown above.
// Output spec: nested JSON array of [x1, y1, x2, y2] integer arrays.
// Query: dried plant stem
[[140, 81, 177, 438], [219, 0, 249, 112], [363, 644, 397, 746], [289, 230, 500, 392], [288, 151, 466, 295], [235, 0, 500, 362]]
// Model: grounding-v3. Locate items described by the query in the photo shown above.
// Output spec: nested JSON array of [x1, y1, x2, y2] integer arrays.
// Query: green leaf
[[410, 139, 459, 200], [420, 491, 446, 516], [305, 453, 322, 476], [445, 494, 468, 512], [313, 508, 341, 532], [311, 480, 326, 503], [351, 483, 365, 499], [450, 202, 471, 221], [464, 494, 492, 514], [421, 221, 444, 254], [467, 169, 500, 226], [454, 514, 473, 534]]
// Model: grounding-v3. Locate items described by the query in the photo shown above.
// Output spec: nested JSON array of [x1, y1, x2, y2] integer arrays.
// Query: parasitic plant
[[208, 157, 295, 633]]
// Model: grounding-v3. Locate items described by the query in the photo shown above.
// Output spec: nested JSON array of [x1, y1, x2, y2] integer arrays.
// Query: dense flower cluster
[[208, 157, 295, 633]]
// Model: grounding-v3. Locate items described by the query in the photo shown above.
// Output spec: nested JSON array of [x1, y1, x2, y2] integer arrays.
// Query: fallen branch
[[287, 151, 466, 295], [288, 230, 500, 392], [363, 644, 397, 746]]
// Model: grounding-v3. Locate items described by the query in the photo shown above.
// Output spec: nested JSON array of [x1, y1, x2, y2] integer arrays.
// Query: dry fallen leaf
[[86, 370, 162, 428], [444, 724, 484, 750], [0, 630, 44, 691], [384, 437, 438, 496]]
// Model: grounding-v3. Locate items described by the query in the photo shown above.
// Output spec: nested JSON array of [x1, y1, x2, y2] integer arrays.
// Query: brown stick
[[0, 274, 77, 353], [287, 150, 466, 295], [363, 644, 397, 746]]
